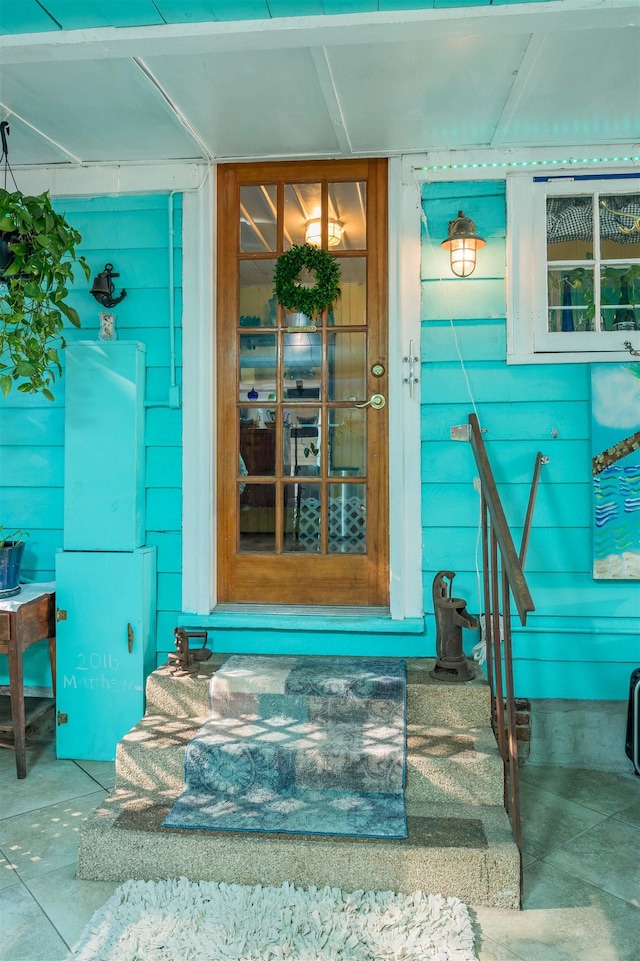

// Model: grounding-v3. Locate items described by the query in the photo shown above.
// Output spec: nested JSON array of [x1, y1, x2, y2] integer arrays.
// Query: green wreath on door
[[273, 243, 341, 319]]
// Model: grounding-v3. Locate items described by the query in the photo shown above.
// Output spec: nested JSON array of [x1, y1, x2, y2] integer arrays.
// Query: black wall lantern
[[441, 210, 485, 278], [90, 263, 127, 308]]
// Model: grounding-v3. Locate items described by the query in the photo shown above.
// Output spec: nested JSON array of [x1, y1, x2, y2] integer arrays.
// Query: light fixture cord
[[413, 168, 485, 621], [415, 178, 482, 425], [0, 122, 18, 192]]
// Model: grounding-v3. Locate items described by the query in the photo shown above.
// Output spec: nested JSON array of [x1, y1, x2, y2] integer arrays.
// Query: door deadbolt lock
[[355, 393, 386, 410], [371, 363, 385, 377]]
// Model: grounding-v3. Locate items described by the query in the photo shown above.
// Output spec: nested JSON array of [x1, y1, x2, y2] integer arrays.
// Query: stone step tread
[[125, 713, 499, 755], [115, 715, 503, 805], [145, 656, 491, 728], [84, 786, 512, 844], [119, 715, 500, 764], [77, 788, 519, 908], [192, 716, 403, 747]]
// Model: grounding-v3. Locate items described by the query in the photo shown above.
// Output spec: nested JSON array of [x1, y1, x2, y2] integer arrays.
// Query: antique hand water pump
[[430, 570, 478, 682]]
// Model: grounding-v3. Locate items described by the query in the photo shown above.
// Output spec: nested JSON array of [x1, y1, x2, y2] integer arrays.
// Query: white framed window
[[507, 172, 640, 364]]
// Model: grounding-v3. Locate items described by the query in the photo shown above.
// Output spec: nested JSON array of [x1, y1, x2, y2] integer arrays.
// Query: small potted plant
[[0, 529, 28, 598], [0, 186, 90, 399]]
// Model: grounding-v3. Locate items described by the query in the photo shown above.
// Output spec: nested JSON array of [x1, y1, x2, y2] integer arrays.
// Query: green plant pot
[[0, 540, 25, 598], [0, 232, 15, 273]]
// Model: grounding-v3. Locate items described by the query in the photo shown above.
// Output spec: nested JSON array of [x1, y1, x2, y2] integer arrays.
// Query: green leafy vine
[[0, 188, 90, 399]]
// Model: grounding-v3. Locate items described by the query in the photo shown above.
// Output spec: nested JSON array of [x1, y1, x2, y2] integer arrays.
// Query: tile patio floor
[[0, 737, 638, 960]]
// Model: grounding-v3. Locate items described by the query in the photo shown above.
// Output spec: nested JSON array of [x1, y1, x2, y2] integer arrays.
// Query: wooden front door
[[217, 159, 389, 606]]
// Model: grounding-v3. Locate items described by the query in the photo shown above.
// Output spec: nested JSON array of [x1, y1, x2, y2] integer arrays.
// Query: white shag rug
[[69, 877, 479, 961]]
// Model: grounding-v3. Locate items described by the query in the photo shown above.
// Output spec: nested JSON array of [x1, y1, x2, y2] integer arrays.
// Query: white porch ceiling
[[0, 1, 638, 168]]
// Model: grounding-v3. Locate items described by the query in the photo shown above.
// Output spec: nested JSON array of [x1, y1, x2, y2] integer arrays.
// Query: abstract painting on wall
[[591, 363, 640, 579]]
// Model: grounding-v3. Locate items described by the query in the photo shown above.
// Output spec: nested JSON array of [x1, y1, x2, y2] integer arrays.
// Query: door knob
[[354, 393, 386, 410]]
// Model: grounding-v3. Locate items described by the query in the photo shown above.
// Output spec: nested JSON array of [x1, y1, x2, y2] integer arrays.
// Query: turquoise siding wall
[[421, 180, 639, 700], [0, 193, 182, 686], [3, 179, 637, 699]]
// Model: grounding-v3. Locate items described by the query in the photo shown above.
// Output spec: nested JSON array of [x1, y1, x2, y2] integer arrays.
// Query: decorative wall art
[[591, 363, 640, 579], [98, 312, 116, 341]]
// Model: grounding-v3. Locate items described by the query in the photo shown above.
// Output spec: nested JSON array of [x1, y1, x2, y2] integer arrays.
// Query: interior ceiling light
[[441, 210, 485, 278], [304, 218, 343, 248]]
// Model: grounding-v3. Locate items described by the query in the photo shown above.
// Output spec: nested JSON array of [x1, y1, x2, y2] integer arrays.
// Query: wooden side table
[[0, 583, 56, 779]]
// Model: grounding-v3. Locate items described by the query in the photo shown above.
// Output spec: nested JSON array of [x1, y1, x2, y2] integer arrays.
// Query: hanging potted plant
[[0, 184, 90, 399], [0, 123, 90, 595]]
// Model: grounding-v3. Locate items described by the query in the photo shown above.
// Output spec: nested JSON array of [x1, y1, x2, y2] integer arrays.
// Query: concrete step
[[116, 714, 504, 806], [80, 654, 514, 908], [76, 788, 519, 909], [145, 656, 492, 730]]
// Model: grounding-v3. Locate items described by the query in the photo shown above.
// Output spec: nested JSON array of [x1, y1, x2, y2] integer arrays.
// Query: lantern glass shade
[[305, 218, 343, 247], [449, 238, 479, 277], [441, 210, 485, 277]]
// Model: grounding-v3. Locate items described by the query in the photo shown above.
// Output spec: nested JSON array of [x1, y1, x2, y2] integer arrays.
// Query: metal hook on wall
[[403, 339, 419, 399]]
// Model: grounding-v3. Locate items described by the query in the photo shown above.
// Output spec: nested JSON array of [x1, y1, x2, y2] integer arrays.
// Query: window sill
[[507, 348, 639, 365]]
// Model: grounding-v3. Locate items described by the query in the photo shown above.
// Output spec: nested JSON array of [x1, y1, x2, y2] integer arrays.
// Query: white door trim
[[388, 156, 423, 619], [181, 167, 215, 614], [181, 157, 424, 619]]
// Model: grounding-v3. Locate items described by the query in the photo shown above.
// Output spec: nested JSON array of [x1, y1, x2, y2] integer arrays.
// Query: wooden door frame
[[215, 158, 389, 606]]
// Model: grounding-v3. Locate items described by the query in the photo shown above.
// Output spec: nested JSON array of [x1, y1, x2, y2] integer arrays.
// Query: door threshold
[[213, 604, 390, 617]]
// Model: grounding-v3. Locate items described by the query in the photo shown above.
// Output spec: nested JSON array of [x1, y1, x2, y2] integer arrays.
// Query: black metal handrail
[[467, 413, 542, 864]]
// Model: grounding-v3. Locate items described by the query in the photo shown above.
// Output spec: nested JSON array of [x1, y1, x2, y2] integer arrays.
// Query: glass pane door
[[217, 160, 389, 606]]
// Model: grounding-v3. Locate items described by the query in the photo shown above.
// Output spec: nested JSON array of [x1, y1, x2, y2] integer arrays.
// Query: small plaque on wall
[[591, 363, 640, 579]]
